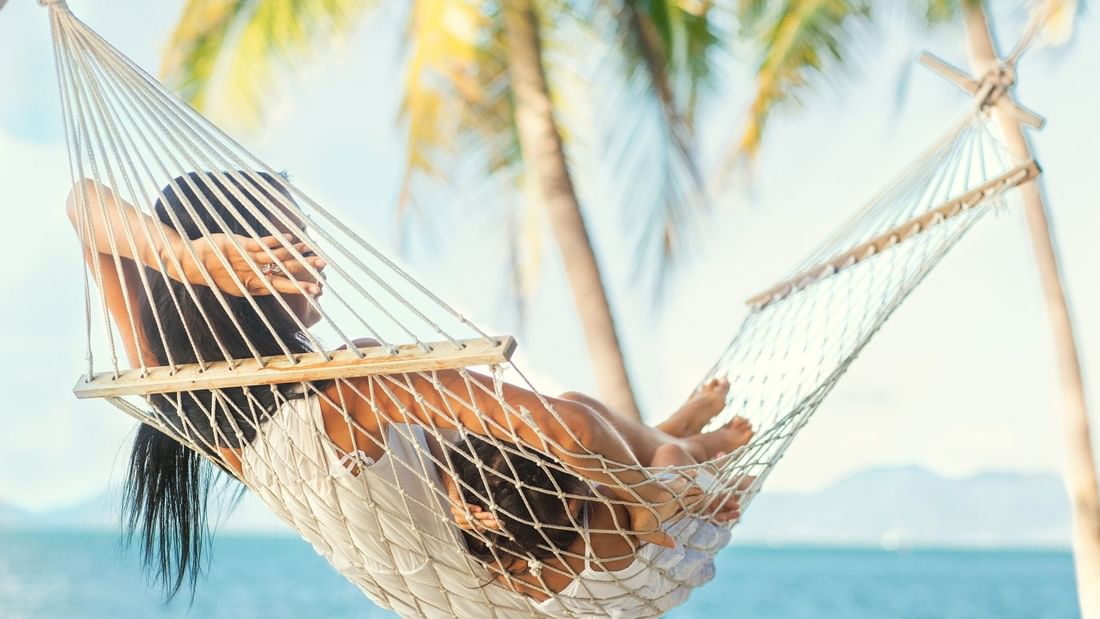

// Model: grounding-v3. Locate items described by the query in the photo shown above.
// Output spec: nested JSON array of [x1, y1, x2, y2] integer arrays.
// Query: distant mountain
[[33, 491, 119, 530], [0, 487, 290, 534], [733, 465, 1070, 548], [214, 491, 293, 534], [0, 501, 30, 527], [3, 466, 1071, 549]]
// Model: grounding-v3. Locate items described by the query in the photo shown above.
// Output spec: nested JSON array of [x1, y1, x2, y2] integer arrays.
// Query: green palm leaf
[[600, 0, 725, 295], [160, 0, 244, 112], [717, 0, 870, 182], [159, 0, 731, 313], [162, 0, 374, 129], [718, 0, 1078, 184]]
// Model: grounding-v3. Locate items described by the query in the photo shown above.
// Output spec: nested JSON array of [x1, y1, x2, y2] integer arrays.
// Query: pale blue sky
[[0, 1, 1097, 511]]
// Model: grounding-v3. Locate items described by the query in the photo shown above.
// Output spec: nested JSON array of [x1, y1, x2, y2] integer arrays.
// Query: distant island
[[734, 465, 1069, 548], [0, 465, 1071, 548]]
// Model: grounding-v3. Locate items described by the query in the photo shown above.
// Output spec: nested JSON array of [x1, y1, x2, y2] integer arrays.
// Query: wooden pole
[[961, 4, 1100, 618]]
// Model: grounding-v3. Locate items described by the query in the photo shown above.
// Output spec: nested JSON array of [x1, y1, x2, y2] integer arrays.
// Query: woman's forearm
[[66, 179, 181, 271]]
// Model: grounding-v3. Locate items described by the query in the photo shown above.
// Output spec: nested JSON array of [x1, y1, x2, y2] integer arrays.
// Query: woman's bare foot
[[658, 378, 731, 438], [682, 416, 754, 461]]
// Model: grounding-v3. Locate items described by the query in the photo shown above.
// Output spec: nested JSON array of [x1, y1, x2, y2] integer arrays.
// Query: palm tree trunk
[[501, 0, 642, 421], [963, 4, 1100, 617]]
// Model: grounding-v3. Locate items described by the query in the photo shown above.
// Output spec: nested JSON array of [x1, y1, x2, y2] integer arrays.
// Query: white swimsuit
[[239, 395, 728, 618], [534, 504, 728, 619]]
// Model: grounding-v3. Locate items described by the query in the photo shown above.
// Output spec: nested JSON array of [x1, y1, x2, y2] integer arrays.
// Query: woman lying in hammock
[[68, 172, 751, 614]]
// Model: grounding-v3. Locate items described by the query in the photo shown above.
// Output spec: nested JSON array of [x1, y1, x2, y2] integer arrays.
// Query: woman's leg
[[556, 380, 737, 468], [651, 443, 698, 468], [655, 378, 731, 437], [558, 378, 730, 440]]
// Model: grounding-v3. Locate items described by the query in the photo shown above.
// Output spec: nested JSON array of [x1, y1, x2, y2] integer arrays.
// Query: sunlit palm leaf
[[920, 0, 964, 26], [722, 0, 1079, 182], [398, 1, 521, 219], [601, 0, 725, 297], [401, 1, 522, 204], [1035, 0, 1078, 46], [620, 1, 702, 172], [162, 0, 373, 129], [398, 1, 534, 321], [161, 0, 244, 112], [717, 0, 869, 182], [399, 0, 485, 212]]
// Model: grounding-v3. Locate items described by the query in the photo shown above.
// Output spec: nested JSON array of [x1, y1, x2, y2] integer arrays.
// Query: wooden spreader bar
[[73, 336, 517, 399], [746, 160, 1040, 310]]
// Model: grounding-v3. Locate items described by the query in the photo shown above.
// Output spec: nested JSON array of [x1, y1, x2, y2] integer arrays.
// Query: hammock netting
[[45, 1, 1039, 617]]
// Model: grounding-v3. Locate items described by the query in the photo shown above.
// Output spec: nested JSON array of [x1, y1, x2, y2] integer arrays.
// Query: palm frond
[[398, 0, 520, 216], [717, 0, 870, 181], [1035, 0, 1079, 46], [397, 1, 533, 323], [160, 0, 245, 112], [596, 0, 725, 299], [400, 0, 480, 213], [920, 0, 964, 26], [621, 1, 699, 173], [162, 0, 374, 129]]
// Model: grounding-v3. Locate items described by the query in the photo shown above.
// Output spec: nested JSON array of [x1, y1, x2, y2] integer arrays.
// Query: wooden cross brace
[[917, 51, 1046, 130]]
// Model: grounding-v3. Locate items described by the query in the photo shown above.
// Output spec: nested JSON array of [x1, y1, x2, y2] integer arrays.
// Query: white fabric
[[240, 395, 540, 618], [535, 509, 726, 619], [240, 394, 729, 618]]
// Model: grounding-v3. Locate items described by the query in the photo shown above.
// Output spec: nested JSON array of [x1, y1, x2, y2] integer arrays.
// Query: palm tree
[[159, 0, 724, 422], [728, 1, 1098, 616]]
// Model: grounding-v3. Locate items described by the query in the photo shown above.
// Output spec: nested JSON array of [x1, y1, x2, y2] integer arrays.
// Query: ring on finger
[[260, 262, 283, 276]]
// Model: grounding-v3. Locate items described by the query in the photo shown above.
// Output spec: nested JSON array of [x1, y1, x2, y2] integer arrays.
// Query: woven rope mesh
[[47, 3, 1034, 617]]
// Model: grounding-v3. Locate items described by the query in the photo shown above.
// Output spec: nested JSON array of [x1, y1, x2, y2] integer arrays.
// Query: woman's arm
[[338, 371, 679, 501], [66, 179, 324, 367], [66, 179, 167, 368], [335, 370, 704, 547], [67, 179, 181, 275]]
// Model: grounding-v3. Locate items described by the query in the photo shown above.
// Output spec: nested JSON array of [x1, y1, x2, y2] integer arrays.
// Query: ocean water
[[0, 529, 1079, 619]]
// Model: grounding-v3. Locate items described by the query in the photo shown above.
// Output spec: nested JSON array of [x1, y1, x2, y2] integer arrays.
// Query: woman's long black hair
[[447, 434, 585, 575], [123, 171, 311, 599]]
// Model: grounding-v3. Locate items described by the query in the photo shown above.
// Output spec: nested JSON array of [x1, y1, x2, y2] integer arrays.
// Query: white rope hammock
[[41, 1, 1040, 617]]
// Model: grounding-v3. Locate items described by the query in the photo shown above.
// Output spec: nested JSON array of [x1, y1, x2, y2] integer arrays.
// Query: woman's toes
[[720, 419, 754, 450], [704, 383, 730, 407]]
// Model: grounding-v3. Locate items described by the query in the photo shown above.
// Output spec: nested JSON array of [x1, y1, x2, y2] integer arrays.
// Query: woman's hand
[[450, 502, 502, 533], [602, 473, 698, 548], [167, 233, 326, 297], [619, 476, 697, 548], [612, 471, 743, 548]]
